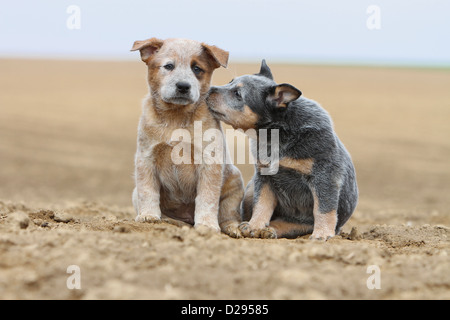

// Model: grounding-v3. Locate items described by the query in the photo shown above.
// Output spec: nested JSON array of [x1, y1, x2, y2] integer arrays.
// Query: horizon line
[[1, 54, 449, 70]]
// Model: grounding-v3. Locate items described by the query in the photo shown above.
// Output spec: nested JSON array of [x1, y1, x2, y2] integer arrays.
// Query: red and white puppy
[[131, 38, 244, 237]]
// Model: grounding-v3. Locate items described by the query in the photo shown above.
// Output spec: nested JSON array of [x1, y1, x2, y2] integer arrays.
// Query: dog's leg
[[241, 178, 254, 222], [239, 183, 277, 238], [310, 186, 338, 241], [194, 163, 222, 232], [134, 154, 162, 223], [218, 165, 244, 238]]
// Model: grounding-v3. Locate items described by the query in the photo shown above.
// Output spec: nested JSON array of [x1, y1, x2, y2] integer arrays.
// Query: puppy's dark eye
[[234, 89, 242, 99], [192, 65, 204, 75], [163, 63, 174, 71]]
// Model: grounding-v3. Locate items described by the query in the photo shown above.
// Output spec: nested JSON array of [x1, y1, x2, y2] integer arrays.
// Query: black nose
[[209, 86, 218, 94], [176, 82, 191, 94]]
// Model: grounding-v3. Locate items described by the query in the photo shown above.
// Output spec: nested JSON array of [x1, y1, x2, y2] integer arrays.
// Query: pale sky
[[0, 0, 449, 66]]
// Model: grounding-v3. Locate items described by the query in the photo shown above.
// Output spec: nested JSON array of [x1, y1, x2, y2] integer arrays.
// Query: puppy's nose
[[209, 86, 218, 93], [176, 82, 191, 94]]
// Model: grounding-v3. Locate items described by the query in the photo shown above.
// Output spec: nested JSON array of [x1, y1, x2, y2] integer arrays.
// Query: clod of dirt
[[8, 211, 30, 229], [52, 212, 73, 223], [32, 218, 49, 228], [113, 225, 130, 233], [349, 226, 363, 240]]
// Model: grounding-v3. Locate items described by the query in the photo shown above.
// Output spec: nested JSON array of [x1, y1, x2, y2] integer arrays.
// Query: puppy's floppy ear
[[201, 43, 229, 68], [268, 83, 302, 108], [259, 59, 273, 80], [131, 37, 164, 63]]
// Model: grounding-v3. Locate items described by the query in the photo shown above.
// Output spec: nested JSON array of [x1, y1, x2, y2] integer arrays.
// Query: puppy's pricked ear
[[259, 59, 273, 80], [131, 37, 164, 63], [201, 43, 229, 68], [269, 83, 302, 108]]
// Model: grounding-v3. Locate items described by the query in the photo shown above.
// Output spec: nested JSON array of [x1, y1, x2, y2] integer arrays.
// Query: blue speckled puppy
[[206, 60, 358, 240]]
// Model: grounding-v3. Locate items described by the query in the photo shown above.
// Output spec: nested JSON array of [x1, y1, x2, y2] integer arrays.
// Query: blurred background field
[[1, 59, 449, 226]]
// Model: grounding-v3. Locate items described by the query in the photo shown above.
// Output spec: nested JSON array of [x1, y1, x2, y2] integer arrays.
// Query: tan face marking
[[237, 105, 259, 129], [208, 92, 259, 130]]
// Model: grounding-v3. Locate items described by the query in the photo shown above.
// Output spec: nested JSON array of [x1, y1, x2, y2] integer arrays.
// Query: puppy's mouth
[[208, 107, 226, 119], [163, 96, 195, 106]]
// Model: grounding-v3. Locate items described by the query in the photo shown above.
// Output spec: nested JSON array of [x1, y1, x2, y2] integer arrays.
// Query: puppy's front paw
[[195, 223, 220, 235], [309, 230, 335, 241], [135, 214, 161, 223], [238, 222, 253, 237], [221, 221, 243, 239]]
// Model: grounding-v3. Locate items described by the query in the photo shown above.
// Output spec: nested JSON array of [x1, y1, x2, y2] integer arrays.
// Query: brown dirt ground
[[0, 59, 449, 299]]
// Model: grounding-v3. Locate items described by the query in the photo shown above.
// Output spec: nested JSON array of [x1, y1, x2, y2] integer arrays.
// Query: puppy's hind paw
[[257, 227, 277, 239], [238, 222, 276, 239]]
